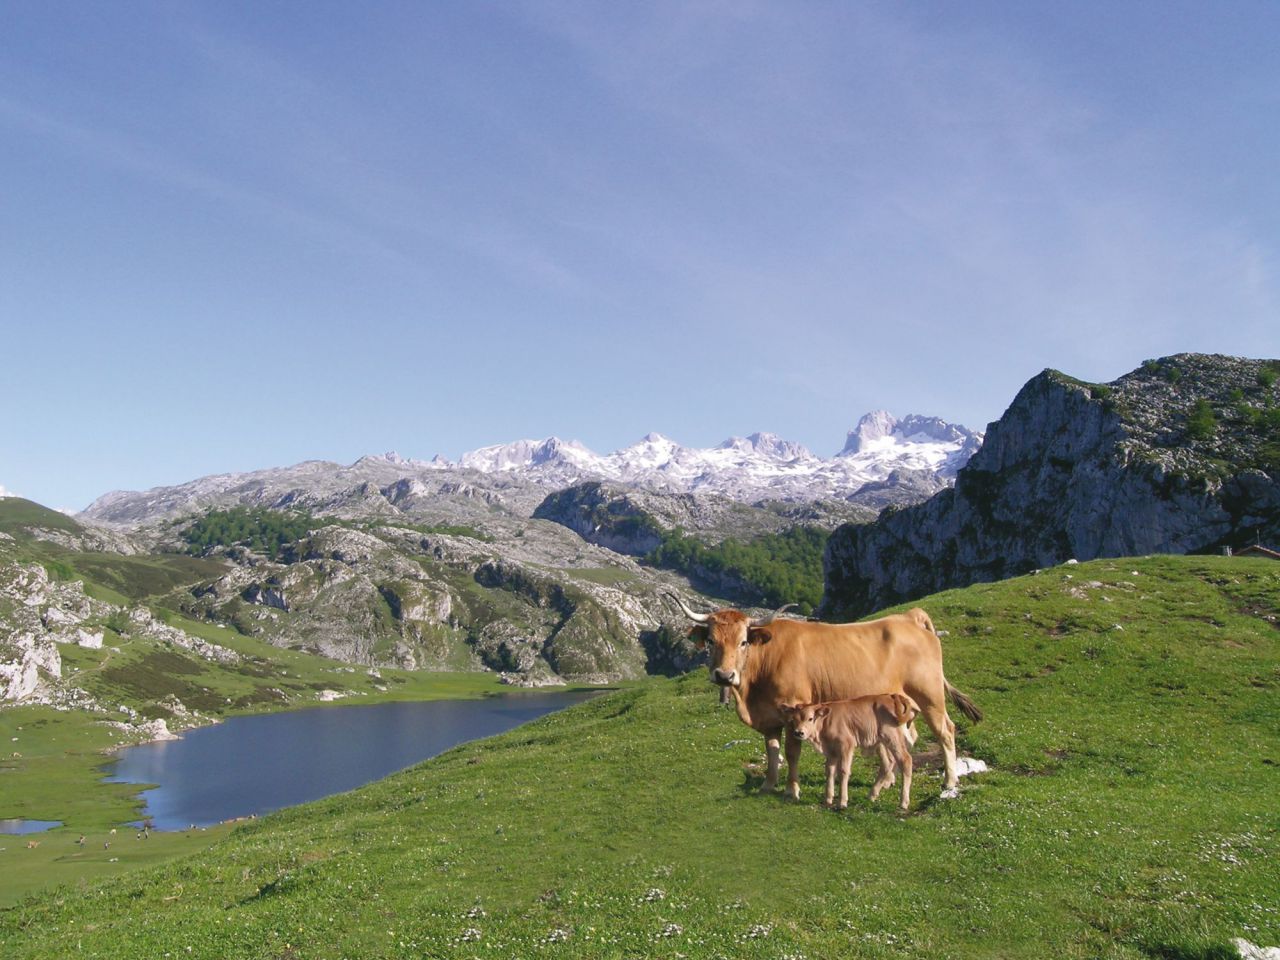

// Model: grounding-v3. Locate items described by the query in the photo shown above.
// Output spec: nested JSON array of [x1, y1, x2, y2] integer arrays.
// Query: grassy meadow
[[0, 554, 1276, 958], [1, 598, 522, 908], [0, 660, 517, 909]]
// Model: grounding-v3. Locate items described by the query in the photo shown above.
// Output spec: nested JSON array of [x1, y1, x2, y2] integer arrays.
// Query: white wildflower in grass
[[464, 905, 486, 919], [660, 923, 683, 938], [543, 928, 571, 944], [735, 923, 773, 941], [860, 932, 901, 946], [458, 927, 482, 943], [640, 887, 666, 903]]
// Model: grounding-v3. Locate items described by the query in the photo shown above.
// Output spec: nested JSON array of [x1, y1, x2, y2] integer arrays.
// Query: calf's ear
[[747, 627, 772, 645], [778, 703, 796, 716], [687, 625, 709, 649]]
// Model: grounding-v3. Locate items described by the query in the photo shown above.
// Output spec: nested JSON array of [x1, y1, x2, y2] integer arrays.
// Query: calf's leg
[[823, 755, 836, 807], [869, 744, 896, 802]]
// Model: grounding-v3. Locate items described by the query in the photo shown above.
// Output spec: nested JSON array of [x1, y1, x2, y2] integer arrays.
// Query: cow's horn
[[664, 591, 710, 623], [749, 603, 797, 627]]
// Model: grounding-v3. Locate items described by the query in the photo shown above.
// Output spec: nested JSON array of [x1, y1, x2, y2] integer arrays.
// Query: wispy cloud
[[518, 2, 1280, 418]]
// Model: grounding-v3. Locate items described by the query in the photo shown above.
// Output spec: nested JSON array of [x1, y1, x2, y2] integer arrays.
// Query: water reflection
[[106, 691, 601, 830]]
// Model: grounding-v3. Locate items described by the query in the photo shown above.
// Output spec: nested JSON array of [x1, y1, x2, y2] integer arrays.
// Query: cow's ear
[[815, 705, 831, 718], [687, 625, 709, 649], [747, 627, 772, 645], [778, 703, 796, 716]]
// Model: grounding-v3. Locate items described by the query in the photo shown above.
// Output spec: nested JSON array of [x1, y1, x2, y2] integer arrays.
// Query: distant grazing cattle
[[669, 594, 981, 799], [780, 694, 920, 811]]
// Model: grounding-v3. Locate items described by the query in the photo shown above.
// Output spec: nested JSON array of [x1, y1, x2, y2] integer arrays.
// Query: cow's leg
[[898, 744, 913, 812], [784, 731, 805, 800], [761, 728, 782, 792], [921, 702, 959, 792], [837, 751, 851, 810], [823, 756, 836, 807]]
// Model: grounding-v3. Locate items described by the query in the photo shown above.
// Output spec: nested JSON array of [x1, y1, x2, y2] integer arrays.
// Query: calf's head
[[667, 594, 794, 688], [778, 702, 829, 742]]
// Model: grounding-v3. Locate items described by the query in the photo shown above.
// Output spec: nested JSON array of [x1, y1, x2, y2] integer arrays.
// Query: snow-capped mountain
[[80, 412, 982, 526], [437, 411, 982, 504]]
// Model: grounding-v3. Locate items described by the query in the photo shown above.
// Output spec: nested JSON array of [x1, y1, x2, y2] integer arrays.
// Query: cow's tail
[[917, 609, 981, 722], [945, 681, 983, 723]]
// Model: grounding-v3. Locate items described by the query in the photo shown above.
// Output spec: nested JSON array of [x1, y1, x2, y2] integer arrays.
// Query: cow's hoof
[[940, 786, 959, 800], [758, 784, 778, 795], [835, 803, 848, 812]]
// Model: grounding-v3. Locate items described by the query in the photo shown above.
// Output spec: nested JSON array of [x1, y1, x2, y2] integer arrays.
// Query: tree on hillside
[[183, 507, 316, 561]]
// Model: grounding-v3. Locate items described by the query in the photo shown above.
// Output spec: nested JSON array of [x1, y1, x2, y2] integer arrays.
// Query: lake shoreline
[[102, 689, 610, 831], [0, 673, 624, 906]]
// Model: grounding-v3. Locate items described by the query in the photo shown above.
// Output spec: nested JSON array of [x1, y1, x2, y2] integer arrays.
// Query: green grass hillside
[[0, 496, 227, 605], [0, 498, 83, 538], [2, 555, 1278, 958]]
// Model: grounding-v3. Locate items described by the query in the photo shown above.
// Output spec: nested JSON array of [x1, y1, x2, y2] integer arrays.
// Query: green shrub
[[41, 560, 77, 582], [1185, 399, 1216, 441], [104, 609, 132, 636]]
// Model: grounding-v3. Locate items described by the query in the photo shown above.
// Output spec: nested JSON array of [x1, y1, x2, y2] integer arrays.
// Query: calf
[[778, 694, 919, 812]]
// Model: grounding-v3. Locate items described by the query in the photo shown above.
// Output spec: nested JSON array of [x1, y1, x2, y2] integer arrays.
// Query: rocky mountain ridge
[[0, 495, 704, 688], [53, 411, 980, 685], [81, 411, 982, 526], [821, 354, 1280, 618]]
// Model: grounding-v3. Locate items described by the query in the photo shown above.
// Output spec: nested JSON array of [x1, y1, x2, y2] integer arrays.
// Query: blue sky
[[3, 1, 1278, 511]]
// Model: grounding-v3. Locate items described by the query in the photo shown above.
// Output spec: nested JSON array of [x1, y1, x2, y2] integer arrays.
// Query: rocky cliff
[[822, 354, 1280, 617]]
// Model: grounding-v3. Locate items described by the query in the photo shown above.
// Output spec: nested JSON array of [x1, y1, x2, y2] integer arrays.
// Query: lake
[[0, 819, 63, 835], [104, 691, 601, 830]]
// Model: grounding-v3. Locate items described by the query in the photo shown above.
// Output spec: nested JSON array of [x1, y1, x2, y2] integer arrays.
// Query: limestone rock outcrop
[[822, 354, 1280, 618]]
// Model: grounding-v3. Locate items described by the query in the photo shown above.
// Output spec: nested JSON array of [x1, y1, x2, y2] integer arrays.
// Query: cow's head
[[666, 593, 795, 689], [778, 702, 829, 743]]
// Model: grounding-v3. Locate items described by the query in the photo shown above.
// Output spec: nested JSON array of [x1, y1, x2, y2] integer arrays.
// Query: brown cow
[[669, 594, 981, 798], [779, 694, 919, 811]]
